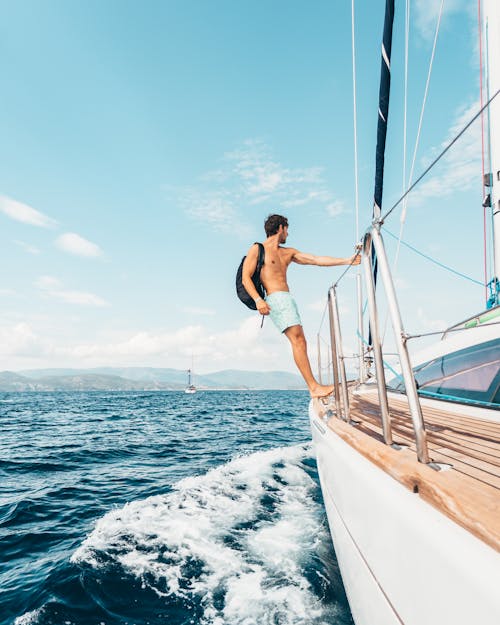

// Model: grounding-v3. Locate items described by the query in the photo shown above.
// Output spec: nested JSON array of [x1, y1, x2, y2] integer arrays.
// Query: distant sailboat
[[184, 367, 196, 394]]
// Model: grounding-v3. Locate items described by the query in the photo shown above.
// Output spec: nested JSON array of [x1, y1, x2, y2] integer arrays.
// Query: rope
[[382, 227, 484, 286], [379, 87, 500, 225]]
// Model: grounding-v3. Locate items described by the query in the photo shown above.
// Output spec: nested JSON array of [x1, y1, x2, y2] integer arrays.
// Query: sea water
[[0, 391, 353, 625]]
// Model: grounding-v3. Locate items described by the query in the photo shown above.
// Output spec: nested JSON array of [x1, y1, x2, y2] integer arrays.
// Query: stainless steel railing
[[321, 221, 430, 463]]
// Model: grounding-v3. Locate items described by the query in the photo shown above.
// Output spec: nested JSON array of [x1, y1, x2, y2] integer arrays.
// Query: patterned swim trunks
[[266, 291, 302, 333]]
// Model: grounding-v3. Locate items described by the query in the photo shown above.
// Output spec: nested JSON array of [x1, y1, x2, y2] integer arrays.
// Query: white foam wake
[[72, 444, 338, 624]]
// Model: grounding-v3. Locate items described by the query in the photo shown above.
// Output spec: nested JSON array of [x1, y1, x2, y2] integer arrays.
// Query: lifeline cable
[[382, 227, 484, 286]]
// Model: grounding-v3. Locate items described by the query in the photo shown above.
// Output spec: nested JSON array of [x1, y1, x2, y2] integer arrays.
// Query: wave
[[67, 443, 343, 624]]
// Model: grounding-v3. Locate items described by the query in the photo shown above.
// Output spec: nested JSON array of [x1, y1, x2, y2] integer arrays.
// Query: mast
[[373, 0, 395, 221], [485, 0, 500, 306], [369, 0, 395, 345]]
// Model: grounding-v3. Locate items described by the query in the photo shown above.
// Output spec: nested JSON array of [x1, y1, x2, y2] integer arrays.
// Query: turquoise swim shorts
[[266, 291, 302, 333]]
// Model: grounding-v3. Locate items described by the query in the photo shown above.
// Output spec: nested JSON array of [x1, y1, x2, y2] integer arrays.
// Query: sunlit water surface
[[0, 391, 352, 625]]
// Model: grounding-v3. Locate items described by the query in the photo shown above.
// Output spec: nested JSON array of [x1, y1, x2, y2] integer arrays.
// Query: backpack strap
[[256, 243, 266, 328], [255, 242, 265, 273]]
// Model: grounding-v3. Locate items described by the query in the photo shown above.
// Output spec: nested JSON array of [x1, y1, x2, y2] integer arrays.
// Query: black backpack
[[236, 242, 265, 310]]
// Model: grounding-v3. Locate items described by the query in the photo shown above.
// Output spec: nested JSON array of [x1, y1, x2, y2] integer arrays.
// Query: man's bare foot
[[309, 384, 335, 398]]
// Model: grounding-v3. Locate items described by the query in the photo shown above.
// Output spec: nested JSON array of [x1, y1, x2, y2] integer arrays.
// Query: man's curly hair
[[264, 214, 288, 237]]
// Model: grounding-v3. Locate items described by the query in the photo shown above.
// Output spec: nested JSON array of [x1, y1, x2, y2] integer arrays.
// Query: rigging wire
[[405, 320, 500, 340], [381, 0, 413, 344], [333, 250, 361, 288], [319, 4, 499, 371], [478, 0, 488, 300], [402, 0, 410, 219], [382, 227, 484, 286], [387, 0, 444, 330], [330, 88, 500, 294], [317, 298, 329, 333], [351, 0, 360, 243], [379, 86, 500, 225], [399, 0, 444, 231]]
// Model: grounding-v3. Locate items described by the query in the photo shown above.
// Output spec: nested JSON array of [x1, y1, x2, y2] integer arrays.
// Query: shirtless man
[[242, 214, 360, 399]]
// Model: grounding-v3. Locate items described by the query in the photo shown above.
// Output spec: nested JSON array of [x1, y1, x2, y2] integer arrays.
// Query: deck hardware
[[327, 288, 344, 420], [329, 286, 351, 422], [317, 333, 323, 384], [313, 419, 326, 435], [356, 273, 366, 383], [362, 232, 393, 445], [370, 226, 430, 464], [429, 462, 453, 472]]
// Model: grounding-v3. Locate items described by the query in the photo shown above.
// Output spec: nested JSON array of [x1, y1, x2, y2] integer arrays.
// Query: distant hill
[[0, 367, 306, 392]]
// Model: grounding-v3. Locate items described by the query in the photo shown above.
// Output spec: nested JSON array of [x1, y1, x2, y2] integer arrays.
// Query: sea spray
[[72, 445, 342, 624]]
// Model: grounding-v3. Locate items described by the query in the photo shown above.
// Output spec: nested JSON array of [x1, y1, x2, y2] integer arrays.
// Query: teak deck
[[313, 388, 500, 551]]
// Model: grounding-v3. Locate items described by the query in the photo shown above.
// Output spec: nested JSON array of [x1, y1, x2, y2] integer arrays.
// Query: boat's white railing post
[[317, 333, 323, 384], [371, 224, 430, 463], [327, 289, 344, 419], [356, 273, 366, 383], [362, 232, 394, 445], [330, 286, 351, 421]]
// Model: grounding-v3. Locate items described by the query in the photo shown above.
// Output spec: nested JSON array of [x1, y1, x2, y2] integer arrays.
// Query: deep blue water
[[0, 391, 353, 625]]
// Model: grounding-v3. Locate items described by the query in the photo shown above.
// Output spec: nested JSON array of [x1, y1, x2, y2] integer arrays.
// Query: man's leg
[[284, 325, 334, 398]]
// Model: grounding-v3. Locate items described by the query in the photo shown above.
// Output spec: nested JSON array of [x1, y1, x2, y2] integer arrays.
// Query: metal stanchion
[[371, 225, 429, 463], [362, 232, 393, 445], [330, 286, 350, 422], [327, 290, 343, 419], [356, 273, 366, 383], [317, 333, 322, 384]]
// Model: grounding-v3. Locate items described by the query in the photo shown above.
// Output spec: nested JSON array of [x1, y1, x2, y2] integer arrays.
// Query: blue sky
[[0, 0, 491, 374]]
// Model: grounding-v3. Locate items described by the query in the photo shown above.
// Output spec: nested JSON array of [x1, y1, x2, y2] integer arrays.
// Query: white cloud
[[66, 317, 268, 364], [414, 0, 466, 40], [178, 189, 238, 232], [14, 240, 40, 255], [172, 139, 345, 233], [36, 276, 62, 290], [0, 195, 57, 228], [325, 201, 346, 218], [0, 322, 50, 357], [0, 315, 295, 371], [308, 298, 328, 313], [35, 275, 109, 307], [417, 306, 447, 332], [224, 140, 335, 208], [56, 232, 103, 258], [182, 306, 216, 316], [407, 99, 481, 206]]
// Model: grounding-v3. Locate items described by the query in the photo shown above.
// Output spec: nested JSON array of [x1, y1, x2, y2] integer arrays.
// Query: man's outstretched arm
[[291, 249, 361, 267]]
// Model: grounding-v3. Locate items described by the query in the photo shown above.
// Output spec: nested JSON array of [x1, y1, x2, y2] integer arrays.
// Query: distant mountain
[[0, 367, 306, 392]]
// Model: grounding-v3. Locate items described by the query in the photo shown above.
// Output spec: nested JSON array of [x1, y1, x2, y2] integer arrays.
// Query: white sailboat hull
[[310, 405, 500, 625]]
